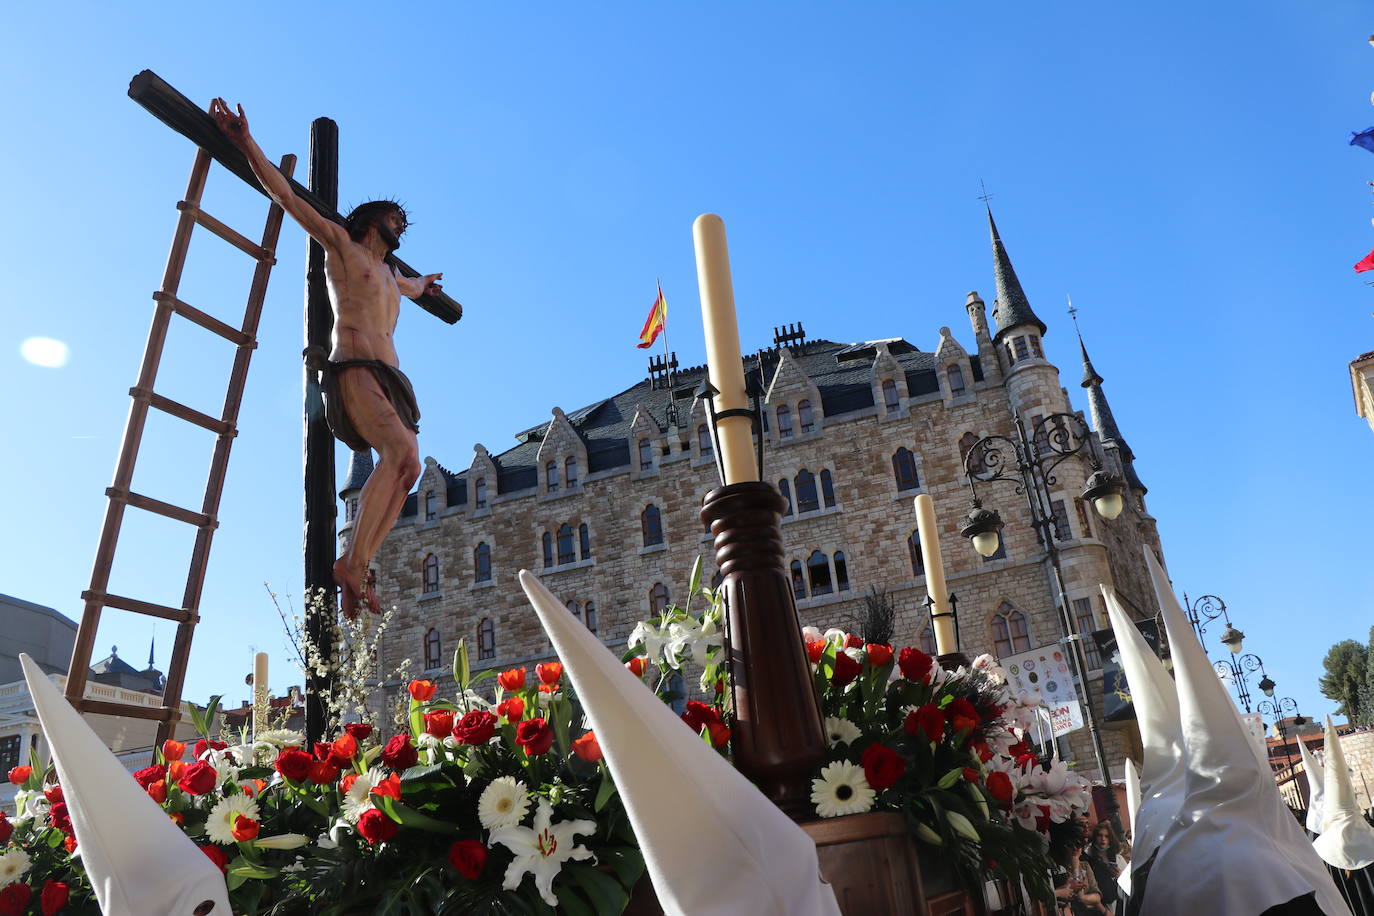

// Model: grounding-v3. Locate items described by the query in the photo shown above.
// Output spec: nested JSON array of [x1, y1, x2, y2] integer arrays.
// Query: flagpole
[[657, 278, 676, 390]]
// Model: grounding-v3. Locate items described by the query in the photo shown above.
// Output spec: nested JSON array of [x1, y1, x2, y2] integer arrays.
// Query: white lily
[[488, 799, 597, 906], [628, 620, 667, 665], [254, 834, 311, 850]]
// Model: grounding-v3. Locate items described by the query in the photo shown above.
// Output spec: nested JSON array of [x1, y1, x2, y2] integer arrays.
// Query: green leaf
[[45, 828, 64, 848], [236, 766, 275, 781], [204, 695, 223, 735], [553, 884, 597, 916], [596, 846, 647, 889], [374, 795, 461, 835], [226, 871, 249, 891], [409, 697, 425, 739], [454, 639, 471, 691], [551, 696, 572, 759], [594, 767, 618, 813], [566, 862, 631, 915]]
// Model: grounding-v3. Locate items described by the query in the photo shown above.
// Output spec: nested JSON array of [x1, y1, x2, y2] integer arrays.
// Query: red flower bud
[[864, 643, 894, 668], [381, 735, 419, 771], [0, 882, 32, 914], [407, 680, 437, 701], [7, 766, 31, 786], [357, 808, 398, 844], [572, 730, 602, 762], [625, 657, 648, 677], [536, 662, 563, 685], [40, 880, 69, 916], [986, 770, 1016, 808], [496, 697, 525, 723], [497, 668, 527, 691], [448, 838, 488, 879], [231, 814, 260, 842], [514, 718, 554, 756]]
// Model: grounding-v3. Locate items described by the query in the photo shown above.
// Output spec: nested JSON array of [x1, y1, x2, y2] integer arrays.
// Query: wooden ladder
[[65, 145, 295, 749]]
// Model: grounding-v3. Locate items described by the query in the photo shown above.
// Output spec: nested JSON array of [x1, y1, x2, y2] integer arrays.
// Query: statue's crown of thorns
[[344, 198, 410, 232]]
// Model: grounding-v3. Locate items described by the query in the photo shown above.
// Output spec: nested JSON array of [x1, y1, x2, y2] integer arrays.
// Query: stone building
[[352, 210, 1167, 780], [1350, 349, 1374, 434]]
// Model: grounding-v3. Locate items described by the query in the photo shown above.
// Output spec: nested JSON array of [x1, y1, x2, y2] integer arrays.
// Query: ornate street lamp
[[1212, 652, 1268, 714]]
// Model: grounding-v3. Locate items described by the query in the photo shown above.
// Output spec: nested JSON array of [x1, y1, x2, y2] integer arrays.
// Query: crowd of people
[[1053, 816, 1132, 915]]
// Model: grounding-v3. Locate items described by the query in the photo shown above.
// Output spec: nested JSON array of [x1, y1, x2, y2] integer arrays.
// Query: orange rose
[[571, 731, 602, 762]]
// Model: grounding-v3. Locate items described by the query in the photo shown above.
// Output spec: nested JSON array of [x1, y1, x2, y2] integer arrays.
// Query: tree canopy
[[1320, 637, 1370, 725]]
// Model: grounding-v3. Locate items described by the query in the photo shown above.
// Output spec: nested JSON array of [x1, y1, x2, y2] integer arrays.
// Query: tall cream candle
[[914, 494, 955, 655], [693, 214, 759, 484], [252, 652, 269, 737]]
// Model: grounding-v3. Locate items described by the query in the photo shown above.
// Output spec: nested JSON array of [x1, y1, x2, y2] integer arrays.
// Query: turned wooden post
[[702, 481, 827, 820]]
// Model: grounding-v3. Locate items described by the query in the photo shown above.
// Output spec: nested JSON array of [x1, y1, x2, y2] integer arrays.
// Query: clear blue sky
[[3, 2, 1371, 728]]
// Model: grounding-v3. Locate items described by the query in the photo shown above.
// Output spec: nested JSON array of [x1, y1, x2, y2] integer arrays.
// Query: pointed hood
[[1297, 737, 1326, 835], [517, 571, 840, 916], [1079, 332, 1146, 495], [1119, 757, 1142, 898], [1101, 585, 1184, 867], [986, 207, 1047, 341], [1312, 717, 1374, 870], [20, 654, 231, 916], [1134, 552, 1351, 916]]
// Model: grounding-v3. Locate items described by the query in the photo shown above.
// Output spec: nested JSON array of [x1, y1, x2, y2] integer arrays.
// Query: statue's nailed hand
[[210, 98, 250, 143], [421, 273, 443, 296]]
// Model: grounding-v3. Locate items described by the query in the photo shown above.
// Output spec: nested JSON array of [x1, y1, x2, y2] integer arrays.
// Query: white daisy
[[824, 716, 862, 747], [255, 729, 305, 748], [342, 769, 385, 824], [478, 776, 531, 830], [810, 761, 875, 818], [0, 848, 32, 883], [488, 799, 597, 906], [206, 793, 261, 845]]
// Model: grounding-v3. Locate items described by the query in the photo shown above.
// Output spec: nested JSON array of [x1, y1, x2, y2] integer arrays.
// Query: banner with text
[[1002, 642, 1084, 737]]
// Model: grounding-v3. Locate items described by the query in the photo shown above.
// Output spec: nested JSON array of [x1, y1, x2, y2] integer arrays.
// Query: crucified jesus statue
[[212, 98, 442, 618]]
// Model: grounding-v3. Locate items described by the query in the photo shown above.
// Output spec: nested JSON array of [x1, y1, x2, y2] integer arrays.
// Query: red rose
[[62, 836, 76, 854], [536, 662, 563, 685], [274, 749, 312, 783], [408, 680, 437, 701], [193, 738, 228, 760], [40, 880, 68, 916], [177, 761, 218, 796], [860, 743, 906, 791], [625, 657, 648, 677], [831, 651, 863, 687], [898, 647, 934, 683], [7, 766, 31, 786], [231, 815, 260, 842], [162, 739, 186, 762], [962, 767, 981, 783], [681, 700, 720, 732], [147, 779, 168, 804], [371, 773, 403, 801], [357, 808, 399, 844], [330, 733, 359, 766], [865, 643, 894, 668], [496, 697, 524, 723], [904, 704, 945, 743], [704, 721, 731, 748], [424, 711, 456, 739], [497, 668, 527, 691], [0, 816, 11, 845], [43, 784, 63, 803], [448, 838, 488, 879], [0, 882, 32, 916], [454, 710, 498, 746], [514, 718, 554, 756], [200, 845, 229, 873], [845, 633, 864, 649], [805, 640, 827, 664], [382, 735, 419, 770], [308, 761, 341, 785], [49, 801, 72, 836], [986, 770, 1015, 808], [344, 722, 375, 741], [572, 731, 602, 762], [948, 697, 979, 735]]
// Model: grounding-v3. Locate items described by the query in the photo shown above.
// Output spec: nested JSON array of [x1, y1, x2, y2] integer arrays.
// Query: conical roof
[[987, 208, 1047, 340], [340, 449, 374, 496], [1079, 332, 1147, 495]]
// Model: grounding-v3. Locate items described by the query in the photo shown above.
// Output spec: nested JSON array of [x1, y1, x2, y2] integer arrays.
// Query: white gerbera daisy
[[811, 761, 875, 818], [824, 716, 862, 747], [342, 769, 385, 824], [256, 729, 305, 748], [0, 848, 32, 883], [478, 776, 531, 830], [206, 793, 261, 845]]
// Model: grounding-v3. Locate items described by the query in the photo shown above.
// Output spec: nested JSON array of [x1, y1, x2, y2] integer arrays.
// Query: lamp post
[[1256, 695, 1305, 781], [1182, 592, 1241, 657], [1211, 652, 1269, 715], [956, 411, 1126, 815]]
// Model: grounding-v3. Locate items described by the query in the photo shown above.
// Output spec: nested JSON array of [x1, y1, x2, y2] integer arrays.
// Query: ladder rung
[[177, 201, 275, 262], [82, 589, 195, 624], [106, 487, 217, 529], [153, 291, 255, 347], [74, 697, 178, 723], [130, 387, 235, 436]]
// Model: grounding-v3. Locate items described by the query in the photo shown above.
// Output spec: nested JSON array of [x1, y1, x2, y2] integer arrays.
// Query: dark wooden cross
[[128, 71, 462, 744]]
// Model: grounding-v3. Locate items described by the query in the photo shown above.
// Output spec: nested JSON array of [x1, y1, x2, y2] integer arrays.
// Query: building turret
[[339, 450, 374, 530], [988, 208, 1048, 343], [1079, 333, 1147, 495]]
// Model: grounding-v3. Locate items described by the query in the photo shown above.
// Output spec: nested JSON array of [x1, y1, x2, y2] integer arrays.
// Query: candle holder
[[702, 481, 828, 820], [695, 377, 766, 483], [924, 593, 969, 670]]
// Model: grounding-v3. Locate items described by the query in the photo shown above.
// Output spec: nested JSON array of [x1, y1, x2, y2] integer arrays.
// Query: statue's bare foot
[[333, 557, 364, 620], [363, 568, 380, 615]]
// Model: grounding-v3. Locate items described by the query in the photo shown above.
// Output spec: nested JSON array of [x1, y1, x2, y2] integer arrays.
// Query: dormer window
[[474, 477, 487, 510], [564, 456, 578, 490], [882, 380, 900, 415], [638, 438, 654, 470], [545, 461, 559, 493], [946, 364, 965, 397], [424, 490, 436, 521], [798, 400, 815, 434], [776, 406, 793, 439]]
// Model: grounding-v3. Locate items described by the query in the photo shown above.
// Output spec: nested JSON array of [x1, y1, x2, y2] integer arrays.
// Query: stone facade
[[1350, 350, 1374, 435], [353, 215, 1167, 783], [1277, 725, 1374, 815]]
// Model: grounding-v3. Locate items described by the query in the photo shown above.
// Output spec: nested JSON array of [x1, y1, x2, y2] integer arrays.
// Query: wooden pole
[[304, 117, 339, 748], [126, 70, 462, 325]]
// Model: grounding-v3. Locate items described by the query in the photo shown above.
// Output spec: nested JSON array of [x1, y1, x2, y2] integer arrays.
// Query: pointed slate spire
[[339, 449, 374, 497], [1078, 330, 1147, 495], [987, 207, 1047, 340]]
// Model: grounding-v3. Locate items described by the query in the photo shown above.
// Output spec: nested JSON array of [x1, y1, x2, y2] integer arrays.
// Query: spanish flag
[[637, 283, 667, 348]]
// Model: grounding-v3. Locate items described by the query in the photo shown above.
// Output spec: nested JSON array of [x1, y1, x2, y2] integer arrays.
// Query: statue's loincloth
[[319, 359, 421, 452]]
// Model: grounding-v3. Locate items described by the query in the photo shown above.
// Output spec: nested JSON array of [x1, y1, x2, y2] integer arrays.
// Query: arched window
[[698, 424, 713, 455], [790, 560, 806, 600], [424, 627, 441, 669], [565, 457, 578, 489], [585, 600, 598, 634], [557, 524, 575, 565], [424, 490, 436, 521], [959, 432, 986, 477], [638, 438, 654, 470], [541, 532, 553, 569], [834, 551, 850, 592], [579, 523, 592, 560], [477, 617, 496, 660], [641, 504, 664, 547], [892, 448, 920, 492], [991, 602, 1031, 659], [776, 405, 793, 439], [882, 379, 900, 415], [795, 469, 819, 513], [798, 399, 815, 434], [546, 460, 559, 493], [474, 477, 488, 510], [807, 551, 833, 596], [474, 542, 491, 583], [650, 583, 670, 614], [422, 553, 439, 594], [919, 626, 937, 655], [567, 599, 581, 619], [946, 364, 965, 397], [908, 531, 925, 576], [778, 479, 793, 516], [820, 470, 836, 508]]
